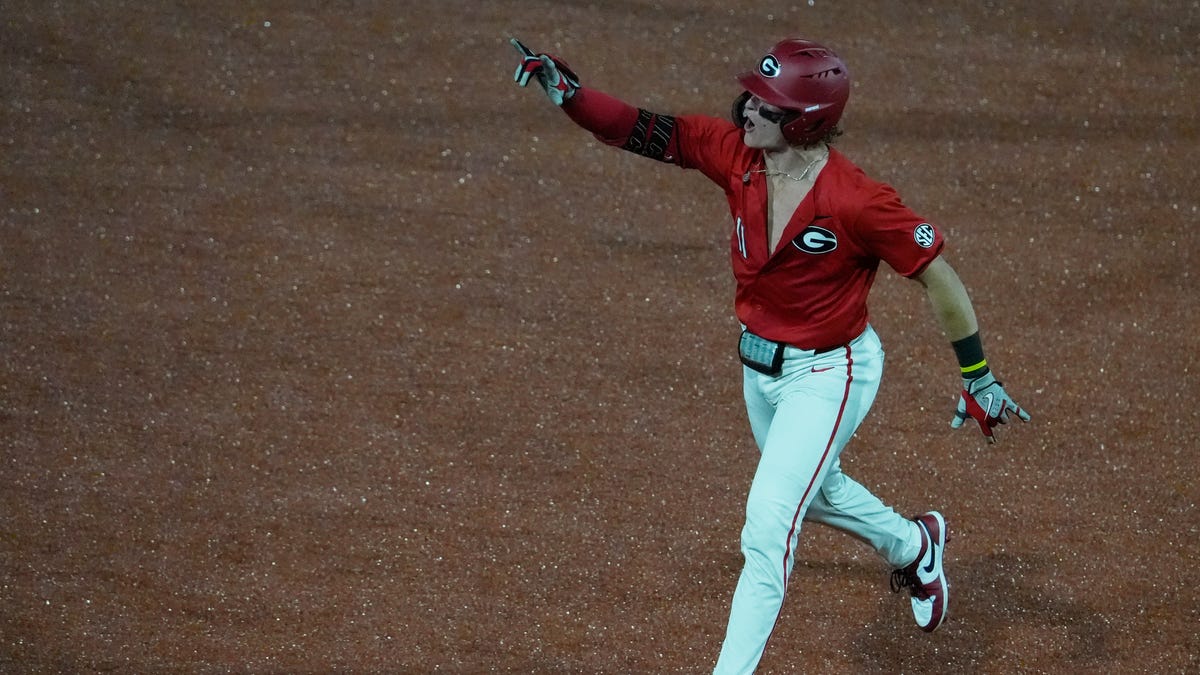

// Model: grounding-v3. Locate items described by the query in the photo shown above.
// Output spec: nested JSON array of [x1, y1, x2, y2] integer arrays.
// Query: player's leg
[[741, 362, 775, 451], [800, 341, 949, 631], [714, 330, 883, 673], [715, 387, 843, 673], [801, 328, 923, 568], [804, 463, 923, 568]]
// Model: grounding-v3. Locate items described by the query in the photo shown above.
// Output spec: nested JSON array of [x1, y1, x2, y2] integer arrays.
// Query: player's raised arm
[[509, 37, 685, 159]]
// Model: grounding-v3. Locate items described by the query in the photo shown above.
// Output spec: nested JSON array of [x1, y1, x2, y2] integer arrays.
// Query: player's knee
[[819, 472, 850, 505], [740, 509, 799, 559]]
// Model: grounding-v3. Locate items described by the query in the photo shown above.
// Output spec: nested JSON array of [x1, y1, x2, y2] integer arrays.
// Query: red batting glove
[[950, 372, 1031, 443]]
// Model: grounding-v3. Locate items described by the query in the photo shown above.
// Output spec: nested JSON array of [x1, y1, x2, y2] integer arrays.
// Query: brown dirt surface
[[3, 1, 1198, 672]]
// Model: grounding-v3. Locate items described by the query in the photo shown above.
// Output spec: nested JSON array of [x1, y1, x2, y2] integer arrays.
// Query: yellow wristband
[[960, 358, 988, 375]]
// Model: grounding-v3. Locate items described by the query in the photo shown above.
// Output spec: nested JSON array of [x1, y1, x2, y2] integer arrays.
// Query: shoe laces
[[890, 566, 928, 599]]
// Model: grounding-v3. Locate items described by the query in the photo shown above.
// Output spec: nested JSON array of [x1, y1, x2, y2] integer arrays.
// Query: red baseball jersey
[[563, 88, 944, 349]]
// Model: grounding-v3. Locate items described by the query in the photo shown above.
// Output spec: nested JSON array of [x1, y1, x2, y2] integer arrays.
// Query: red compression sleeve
[[562, 88, 642, 147]]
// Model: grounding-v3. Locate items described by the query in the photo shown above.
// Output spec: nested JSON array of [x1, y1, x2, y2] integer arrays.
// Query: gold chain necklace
[[753, 149, 828, 182]]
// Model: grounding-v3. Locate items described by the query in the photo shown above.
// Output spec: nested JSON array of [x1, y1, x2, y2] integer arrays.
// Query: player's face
[[742, 96, 790, 151]]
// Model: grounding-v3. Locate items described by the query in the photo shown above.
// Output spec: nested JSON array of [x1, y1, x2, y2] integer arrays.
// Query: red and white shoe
[[890, 511, 950, 632]]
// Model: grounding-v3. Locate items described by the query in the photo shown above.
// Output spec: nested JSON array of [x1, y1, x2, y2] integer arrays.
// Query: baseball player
[[510, 37, 1030, 673]]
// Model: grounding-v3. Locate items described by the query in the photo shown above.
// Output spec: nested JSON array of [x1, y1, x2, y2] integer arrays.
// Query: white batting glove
[[510, 37, 579, 106], [950, 372, 1031, 444]]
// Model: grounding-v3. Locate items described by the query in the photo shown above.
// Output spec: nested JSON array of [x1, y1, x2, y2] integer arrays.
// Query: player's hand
[[949, 372, 1030, 443], [510, 37, 580, 106]]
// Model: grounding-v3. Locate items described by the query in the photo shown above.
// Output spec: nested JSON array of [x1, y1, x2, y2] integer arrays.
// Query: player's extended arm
[[509, 37, 681, 161], [915, 256, 1031, 443]]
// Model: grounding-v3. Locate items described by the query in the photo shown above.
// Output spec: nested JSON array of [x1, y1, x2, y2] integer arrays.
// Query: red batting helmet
[[735, 38, 850, 146]]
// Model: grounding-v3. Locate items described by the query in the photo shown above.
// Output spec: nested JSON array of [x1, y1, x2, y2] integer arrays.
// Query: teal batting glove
[[510, 37, 580, 106]]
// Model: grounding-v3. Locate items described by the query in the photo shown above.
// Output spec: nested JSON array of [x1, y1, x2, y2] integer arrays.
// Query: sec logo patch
[[914, 223, 936, 248]]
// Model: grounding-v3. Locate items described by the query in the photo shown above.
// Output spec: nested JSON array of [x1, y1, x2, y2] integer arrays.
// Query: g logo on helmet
[[758, 55, 782, 78]]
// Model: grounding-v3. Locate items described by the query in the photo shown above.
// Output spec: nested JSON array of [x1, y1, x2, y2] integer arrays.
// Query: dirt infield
[[2, 1, 1197, 672]]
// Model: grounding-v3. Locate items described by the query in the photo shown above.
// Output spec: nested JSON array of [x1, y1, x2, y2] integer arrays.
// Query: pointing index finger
[[510, 37, 536, 58]]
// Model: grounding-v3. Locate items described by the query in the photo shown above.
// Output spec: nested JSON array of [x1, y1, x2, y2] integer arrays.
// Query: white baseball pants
[[714, 325, 923, 674]]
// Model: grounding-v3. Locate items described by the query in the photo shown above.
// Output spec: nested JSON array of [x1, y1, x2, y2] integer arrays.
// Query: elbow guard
[[621, 109, 679, 163]]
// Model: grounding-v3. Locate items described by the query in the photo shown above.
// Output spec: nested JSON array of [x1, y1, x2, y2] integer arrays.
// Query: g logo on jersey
[[792, 225, 838, 254], [914, 223, 936, 248], [759, 55, 782, 78]]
